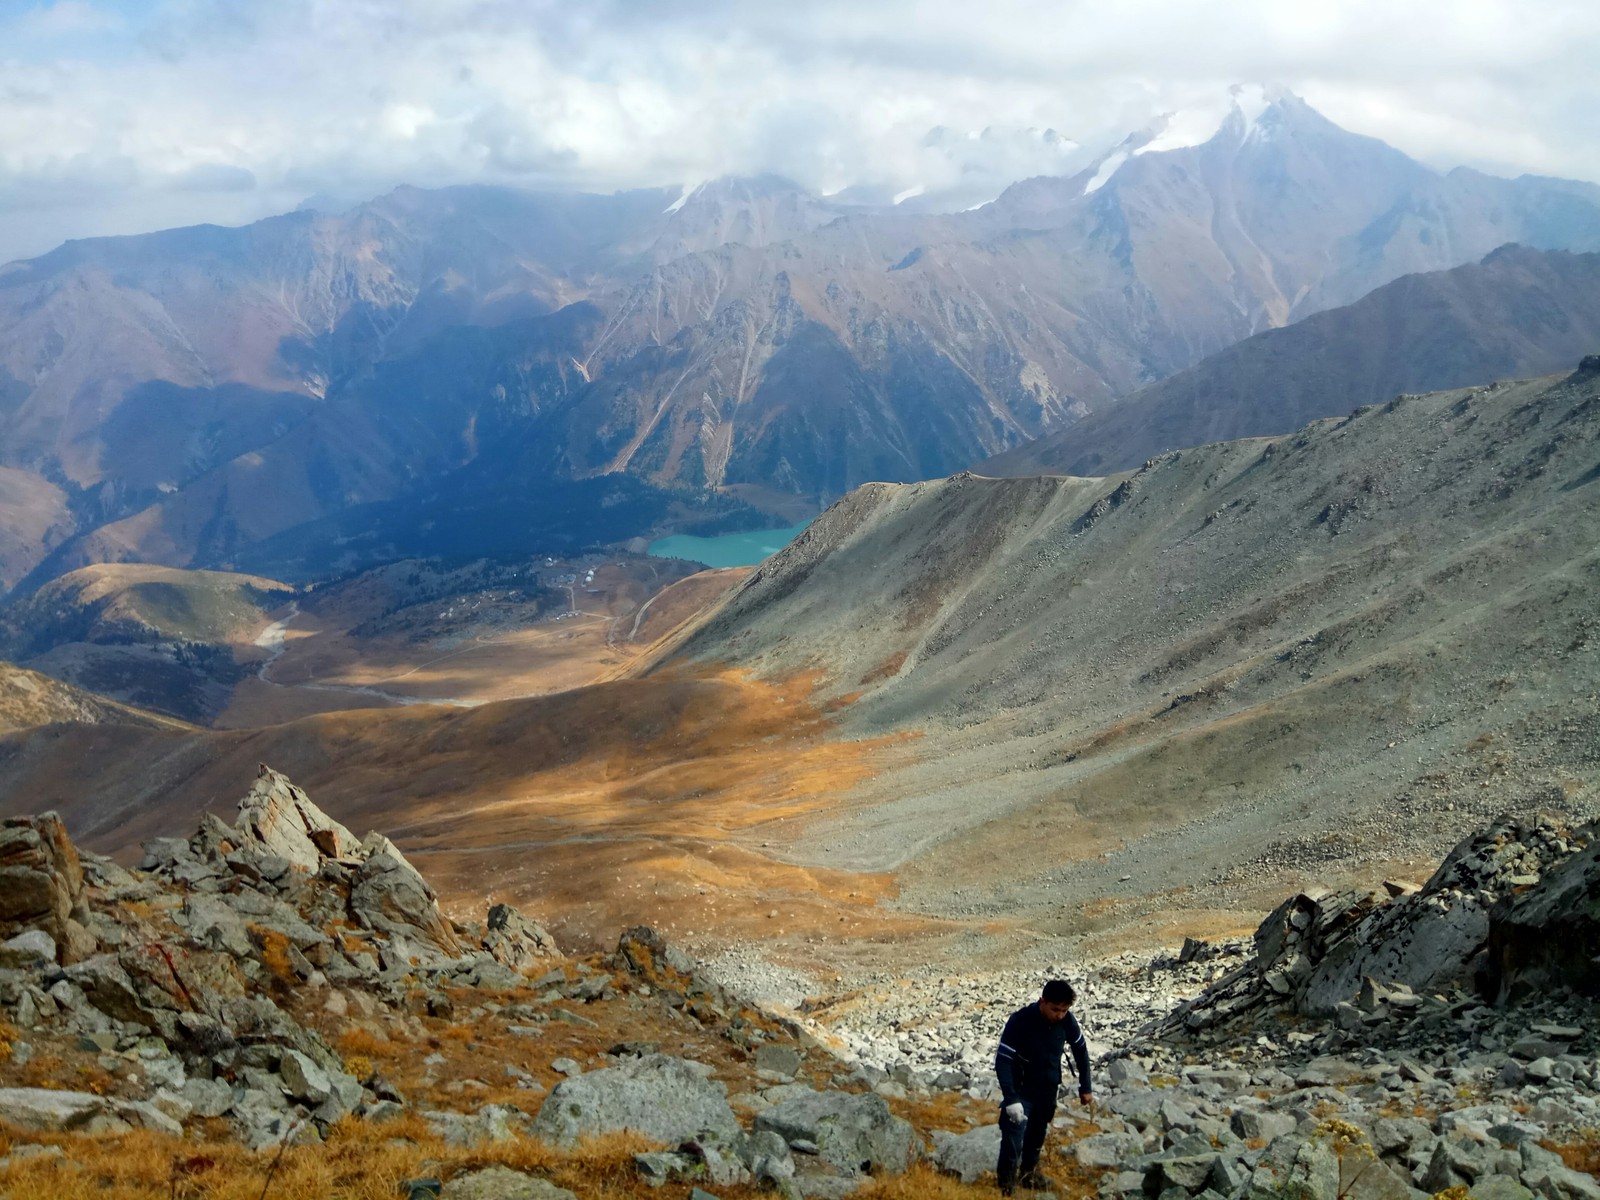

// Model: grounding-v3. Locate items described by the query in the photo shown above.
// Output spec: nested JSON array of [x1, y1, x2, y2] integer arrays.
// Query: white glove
[[1004, 1102, 1025, 1124]]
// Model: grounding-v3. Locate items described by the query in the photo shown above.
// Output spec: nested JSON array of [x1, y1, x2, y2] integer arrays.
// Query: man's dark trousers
[[997, 1094, 1056, 1192]]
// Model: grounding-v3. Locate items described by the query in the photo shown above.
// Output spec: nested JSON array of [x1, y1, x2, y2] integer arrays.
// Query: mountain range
[[5, 91, 1600, 592], [984, 244, 1600, 476], [2, 361, 1596, 954]]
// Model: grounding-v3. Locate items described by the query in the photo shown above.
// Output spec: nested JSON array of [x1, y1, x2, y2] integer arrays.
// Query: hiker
[[994, 978, 1093, 1194]]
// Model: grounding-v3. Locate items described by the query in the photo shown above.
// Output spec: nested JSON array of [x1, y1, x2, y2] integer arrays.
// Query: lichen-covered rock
[[1243, 1135, 1339, 1200], [531, 1054, 740, 1148], [932, 1123, 1001, 1183], [754, 1085, 919, 1177], [1300, 891, 1490, 1015]]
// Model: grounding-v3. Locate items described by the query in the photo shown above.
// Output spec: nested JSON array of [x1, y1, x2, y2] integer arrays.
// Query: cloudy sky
[[2, 0, 1597, 264]]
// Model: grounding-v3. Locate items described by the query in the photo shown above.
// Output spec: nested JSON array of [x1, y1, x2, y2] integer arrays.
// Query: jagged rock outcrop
[[0, 813, 94, 963], [1485, 835, 1600, 1003], [0, 768, 571, 1150], [235, 765, 359, 870], [483, 903, 559, 968], [1150, 813, 1595, 1036]]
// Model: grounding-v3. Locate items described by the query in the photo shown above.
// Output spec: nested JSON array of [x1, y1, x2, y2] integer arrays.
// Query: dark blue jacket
[[995, 1002, 1091, 1104]]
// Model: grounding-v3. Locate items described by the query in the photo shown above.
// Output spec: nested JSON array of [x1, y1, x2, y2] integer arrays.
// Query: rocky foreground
[[0, 771, 1597, 1199]]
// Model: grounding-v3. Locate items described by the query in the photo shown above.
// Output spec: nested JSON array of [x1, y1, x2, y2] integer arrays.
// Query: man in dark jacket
[[994, 979, 1092, 1194]]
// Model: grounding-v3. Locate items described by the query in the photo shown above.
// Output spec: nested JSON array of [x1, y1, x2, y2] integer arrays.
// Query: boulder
[[754, 1086, 918, 1177], [0, 930, 57, 969], [235, 766, 357, 871], [1470, 1180, 1536, 1200], [181, 1076, 236, 1118], [1077, 1131, 1147, 1168], [483, 903, 559, 968], [755, 1044, 803, 1077], [279, 1049, 333, 1104], [183, 894, 254, 959], [0, 814, 93, 962], [1300, 891, 1490, 1015], [443, 1167, 577, 1199], [617, 925, 697, 983], [349, 834, 462, 958], [425, 1104, 533, 1147], [530, 1054, 740, 1148], [1484, 833, 1600, 1002], [0, 1086, 113, 1131], [1242, 1136, 1338, 1200], [931, 1124, 1001, 1183]]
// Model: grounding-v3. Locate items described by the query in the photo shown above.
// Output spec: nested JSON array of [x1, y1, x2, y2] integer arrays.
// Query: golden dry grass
[[1550, 1135, 1600, 1176], [0, 1118, 1109, 1200]]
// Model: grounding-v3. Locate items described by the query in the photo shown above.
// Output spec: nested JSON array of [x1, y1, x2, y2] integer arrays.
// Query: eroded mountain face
[[986, 245, 1600, 478], [4, 95, 1600, 589]]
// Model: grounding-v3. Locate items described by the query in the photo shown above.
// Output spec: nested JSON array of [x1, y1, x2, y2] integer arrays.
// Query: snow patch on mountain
[[1083, 149, 1129, 194]]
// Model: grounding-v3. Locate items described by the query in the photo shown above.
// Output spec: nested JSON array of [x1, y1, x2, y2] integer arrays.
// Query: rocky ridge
[[1, 778, 1598, 1199], [785, 811, 1600, 1199]]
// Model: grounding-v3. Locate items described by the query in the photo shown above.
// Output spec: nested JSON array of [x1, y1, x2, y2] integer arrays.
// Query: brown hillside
[[662, 365, 1600, 941]]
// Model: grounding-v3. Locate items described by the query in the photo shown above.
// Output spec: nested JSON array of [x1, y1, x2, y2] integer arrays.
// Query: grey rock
[[0, 929, 57, 969], [1422, 1137, 1494, 1191], [279, 1050, 333, 1104], [635, 1150, 697, 1185], [1526, 1058, 1557, 1083], [442, 1166, 577, 1199], [531, 1054, 740, 1148], [1078, 1131, 1147, 1168], [1471, 1180, 1536, 1200], [362, 1099, 406, 1123], [1108, 1059, 1151, 1088], [312, 1073, 364, 1125], [1484, 833, 1600, 1002], [181, 1076, 236, 1118], [755, 1087, 917, 1176], [931, 1123, 1001, 1183], [483, 903, 560, 968], [1243, 1136, 1338, 1200], [1146, 1154, 1218, 1194], [183, 894, 254, 959], [425, 1104, 531, 1147], [755, 1044, 804, 1077], [235, 767, 357, 872], [0, 1087, 112, 1131], [1232, 1109, 1299, 1142], [350, 835, 462, 958], [1209, 1156, 1248, 1195]]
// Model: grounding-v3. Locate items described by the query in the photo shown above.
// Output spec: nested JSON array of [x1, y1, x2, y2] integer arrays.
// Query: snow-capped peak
[[1132, 84, 1285, 158]]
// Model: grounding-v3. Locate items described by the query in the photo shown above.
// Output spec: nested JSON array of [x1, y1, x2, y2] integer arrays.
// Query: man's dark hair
[[1041, 979, 1075, 1005]]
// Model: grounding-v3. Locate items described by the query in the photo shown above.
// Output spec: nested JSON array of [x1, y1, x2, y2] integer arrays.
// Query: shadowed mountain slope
[[0, 564, 294, 723], [984, 245, 1600, 477], [660, 363, 1600, 926]]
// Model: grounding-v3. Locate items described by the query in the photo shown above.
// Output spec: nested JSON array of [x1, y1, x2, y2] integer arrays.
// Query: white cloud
[[0, 0, 1597, 262]]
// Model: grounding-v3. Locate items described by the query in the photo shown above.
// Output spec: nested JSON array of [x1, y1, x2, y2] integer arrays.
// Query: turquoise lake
[[646, 522, 810, 567]]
